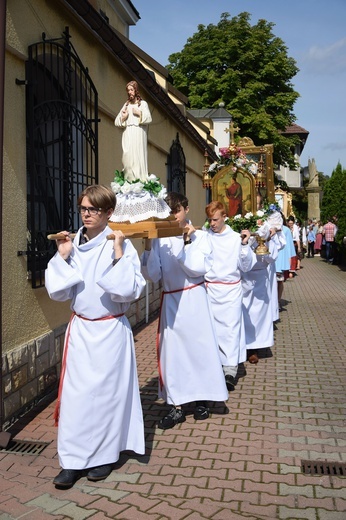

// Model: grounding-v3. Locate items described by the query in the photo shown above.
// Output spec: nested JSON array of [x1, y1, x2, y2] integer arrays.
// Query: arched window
[[166, 133, 186, 194]]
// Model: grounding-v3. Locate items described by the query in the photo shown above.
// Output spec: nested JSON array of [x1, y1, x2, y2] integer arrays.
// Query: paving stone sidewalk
[[0, 257, 345, 520]]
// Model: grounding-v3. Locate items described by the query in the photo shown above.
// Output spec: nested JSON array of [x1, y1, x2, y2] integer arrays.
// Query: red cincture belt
[[54, 311, 124, 426]]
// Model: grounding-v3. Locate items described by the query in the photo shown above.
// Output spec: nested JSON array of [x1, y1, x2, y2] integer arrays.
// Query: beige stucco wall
[[3, 44, 67, 353], [3, 1, 84, 354]]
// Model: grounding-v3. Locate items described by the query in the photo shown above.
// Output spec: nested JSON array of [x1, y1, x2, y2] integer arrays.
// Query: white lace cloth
[[109, 191, 171, 223], [266, 210, 283, 231], [250, 210, 283, 250], [253, 211, 283, 239]]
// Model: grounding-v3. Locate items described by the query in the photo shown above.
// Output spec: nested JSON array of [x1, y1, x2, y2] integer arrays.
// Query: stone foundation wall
[[2, 281, 161, 428], [2, 326, 65, 428]]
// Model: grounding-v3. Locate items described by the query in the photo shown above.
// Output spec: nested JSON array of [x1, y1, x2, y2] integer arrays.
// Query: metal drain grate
[[301, 460, 346, 476], [1, 440, 50, 455]]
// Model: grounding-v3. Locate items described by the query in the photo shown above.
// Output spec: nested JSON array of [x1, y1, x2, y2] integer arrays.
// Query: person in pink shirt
[[323, 218, 337, 264]]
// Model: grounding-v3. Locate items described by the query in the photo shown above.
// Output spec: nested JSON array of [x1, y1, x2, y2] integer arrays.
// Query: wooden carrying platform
[[108, 216, 182, 239], [47, 218, 184, 242]]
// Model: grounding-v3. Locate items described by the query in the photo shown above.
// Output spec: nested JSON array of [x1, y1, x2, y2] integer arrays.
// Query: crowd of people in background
[[286, 215, 339, 275]]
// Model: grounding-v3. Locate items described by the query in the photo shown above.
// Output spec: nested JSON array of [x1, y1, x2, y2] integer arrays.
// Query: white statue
[[114, 80, 152, 183]]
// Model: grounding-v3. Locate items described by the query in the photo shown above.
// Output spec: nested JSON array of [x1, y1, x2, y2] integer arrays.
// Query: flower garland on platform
[[225, 211, 265, 234], [228, 202, 282, 233], [109, 170, 170, 223], [204, 203, 282, 234], [111, 170, 167, 199]]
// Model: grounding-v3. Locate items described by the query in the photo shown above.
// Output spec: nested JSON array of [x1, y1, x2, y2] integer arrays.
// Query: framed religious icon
[[211, 165, 257, 217], [209, 137, 275, 216]]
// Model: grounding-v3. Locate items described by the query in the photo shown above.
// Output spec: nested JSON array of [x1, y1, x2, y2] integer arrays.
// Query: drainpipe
[[0, 0, 11, 447]]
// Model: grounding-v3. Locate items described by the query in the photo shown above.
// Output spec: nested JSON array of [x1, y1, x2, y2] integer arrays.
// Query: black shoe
[[194, 402, 209, 420], [87, 464, 113, 482], [158, 407, 186, 430], [225, 374, 236, 391], [236, 363, 247, 379], [53, 469, 81, 488]]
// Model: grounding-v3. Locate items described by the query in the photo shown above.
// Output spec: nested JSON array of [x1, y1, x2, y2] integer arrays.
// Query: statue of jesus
[[114, 81, 152, 183]]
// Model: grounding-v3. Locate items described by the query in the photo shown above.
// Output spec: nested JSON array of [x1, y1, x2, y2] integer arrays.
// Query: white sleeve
[[238, 244, 257, 273], [45, 253, 83, 301], [98, 240, 146, 302], [139, 101, 152, 125], [114, 103, 127, 128], [177, 231, 213, 277]]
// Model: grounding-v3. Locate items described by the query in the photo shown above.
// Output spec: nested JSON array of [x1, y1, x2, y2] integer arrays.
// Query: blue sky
[[130, 0, 346, 177]]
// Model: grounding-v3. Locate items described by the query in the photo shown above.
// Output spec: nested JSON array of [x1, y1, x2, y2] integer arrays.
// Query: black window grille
[[166, 133, 186, 194], [25, 28, 98, 287]]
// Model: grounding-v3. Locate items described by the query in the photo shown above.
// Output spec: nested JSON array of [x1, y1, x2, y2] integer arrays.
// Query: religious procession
[[44, 81, 306, 490], [2, 5, 346, 518]]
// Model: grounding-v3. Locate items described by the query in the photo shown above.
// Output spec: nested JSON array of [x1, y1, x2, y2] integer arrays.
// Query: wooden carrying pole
[[47, 226, 193, 241], [47, 232, 148, 240], [47, 218, 196, 241]]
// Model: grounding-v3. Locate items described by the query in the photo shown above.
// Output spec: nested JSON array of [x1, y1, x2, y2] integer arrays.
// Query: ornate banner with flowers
[[203, 135, 275, 216], [217, 146, 259, 176]]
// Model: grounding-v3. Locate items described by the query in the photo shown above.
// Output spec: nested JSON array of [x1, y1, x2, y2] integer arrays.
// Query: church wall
[[213, 120, 232, 155], [2, 0, 208, 424], [276, 164, 301, 188]]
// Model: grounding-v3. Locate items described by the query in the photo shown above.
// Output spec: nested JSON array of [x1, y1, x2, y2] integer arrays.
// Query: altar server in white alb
[[141, 192, 228, 430], [204, 201, 256, 391], [114, 80, 152, 183], [241, 218, 284, 364], [265, 210, 286, 322], [45, 185, 146, 489]]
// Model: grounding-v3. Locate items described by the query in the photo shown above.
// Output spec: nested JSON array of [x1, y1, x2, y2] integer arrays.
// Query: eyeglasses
[[78, 205, 103, 216]]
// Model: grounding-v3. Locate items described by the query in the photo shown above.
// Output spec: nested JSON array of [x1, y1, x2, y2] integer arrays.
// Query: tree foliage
[[291, 185, 308, 222], [318, 171, 329, 192], [167, 12, 300, 168], [321, 162, 346, 249]]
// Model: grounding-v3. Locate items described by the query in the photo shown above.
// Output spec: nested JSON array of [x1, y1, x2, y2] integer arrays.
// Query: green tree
[[321, 163, 346, 253], [318, 171, 329, 192], [167, 12, 300, 168]]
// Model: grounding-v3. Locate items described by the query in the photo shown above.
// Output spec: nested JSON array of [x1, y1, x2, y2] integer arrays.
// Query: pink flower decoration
[[219, 147, 230, 158]]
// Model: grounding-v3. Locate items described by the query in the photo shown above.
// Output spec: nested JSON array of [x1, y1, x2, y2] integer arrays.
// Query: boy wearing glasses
[[45, 185, 146, 489]]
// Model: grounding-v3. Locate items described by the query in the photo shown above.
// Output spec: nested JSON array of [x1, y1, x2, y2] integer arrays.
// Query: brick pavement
[[0, 256, 345, 519]]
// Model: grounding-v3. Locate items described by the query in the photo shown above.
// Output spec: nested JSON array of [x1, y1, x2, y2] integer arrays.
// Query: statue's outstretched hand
[[121, 108, 128, 122]]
